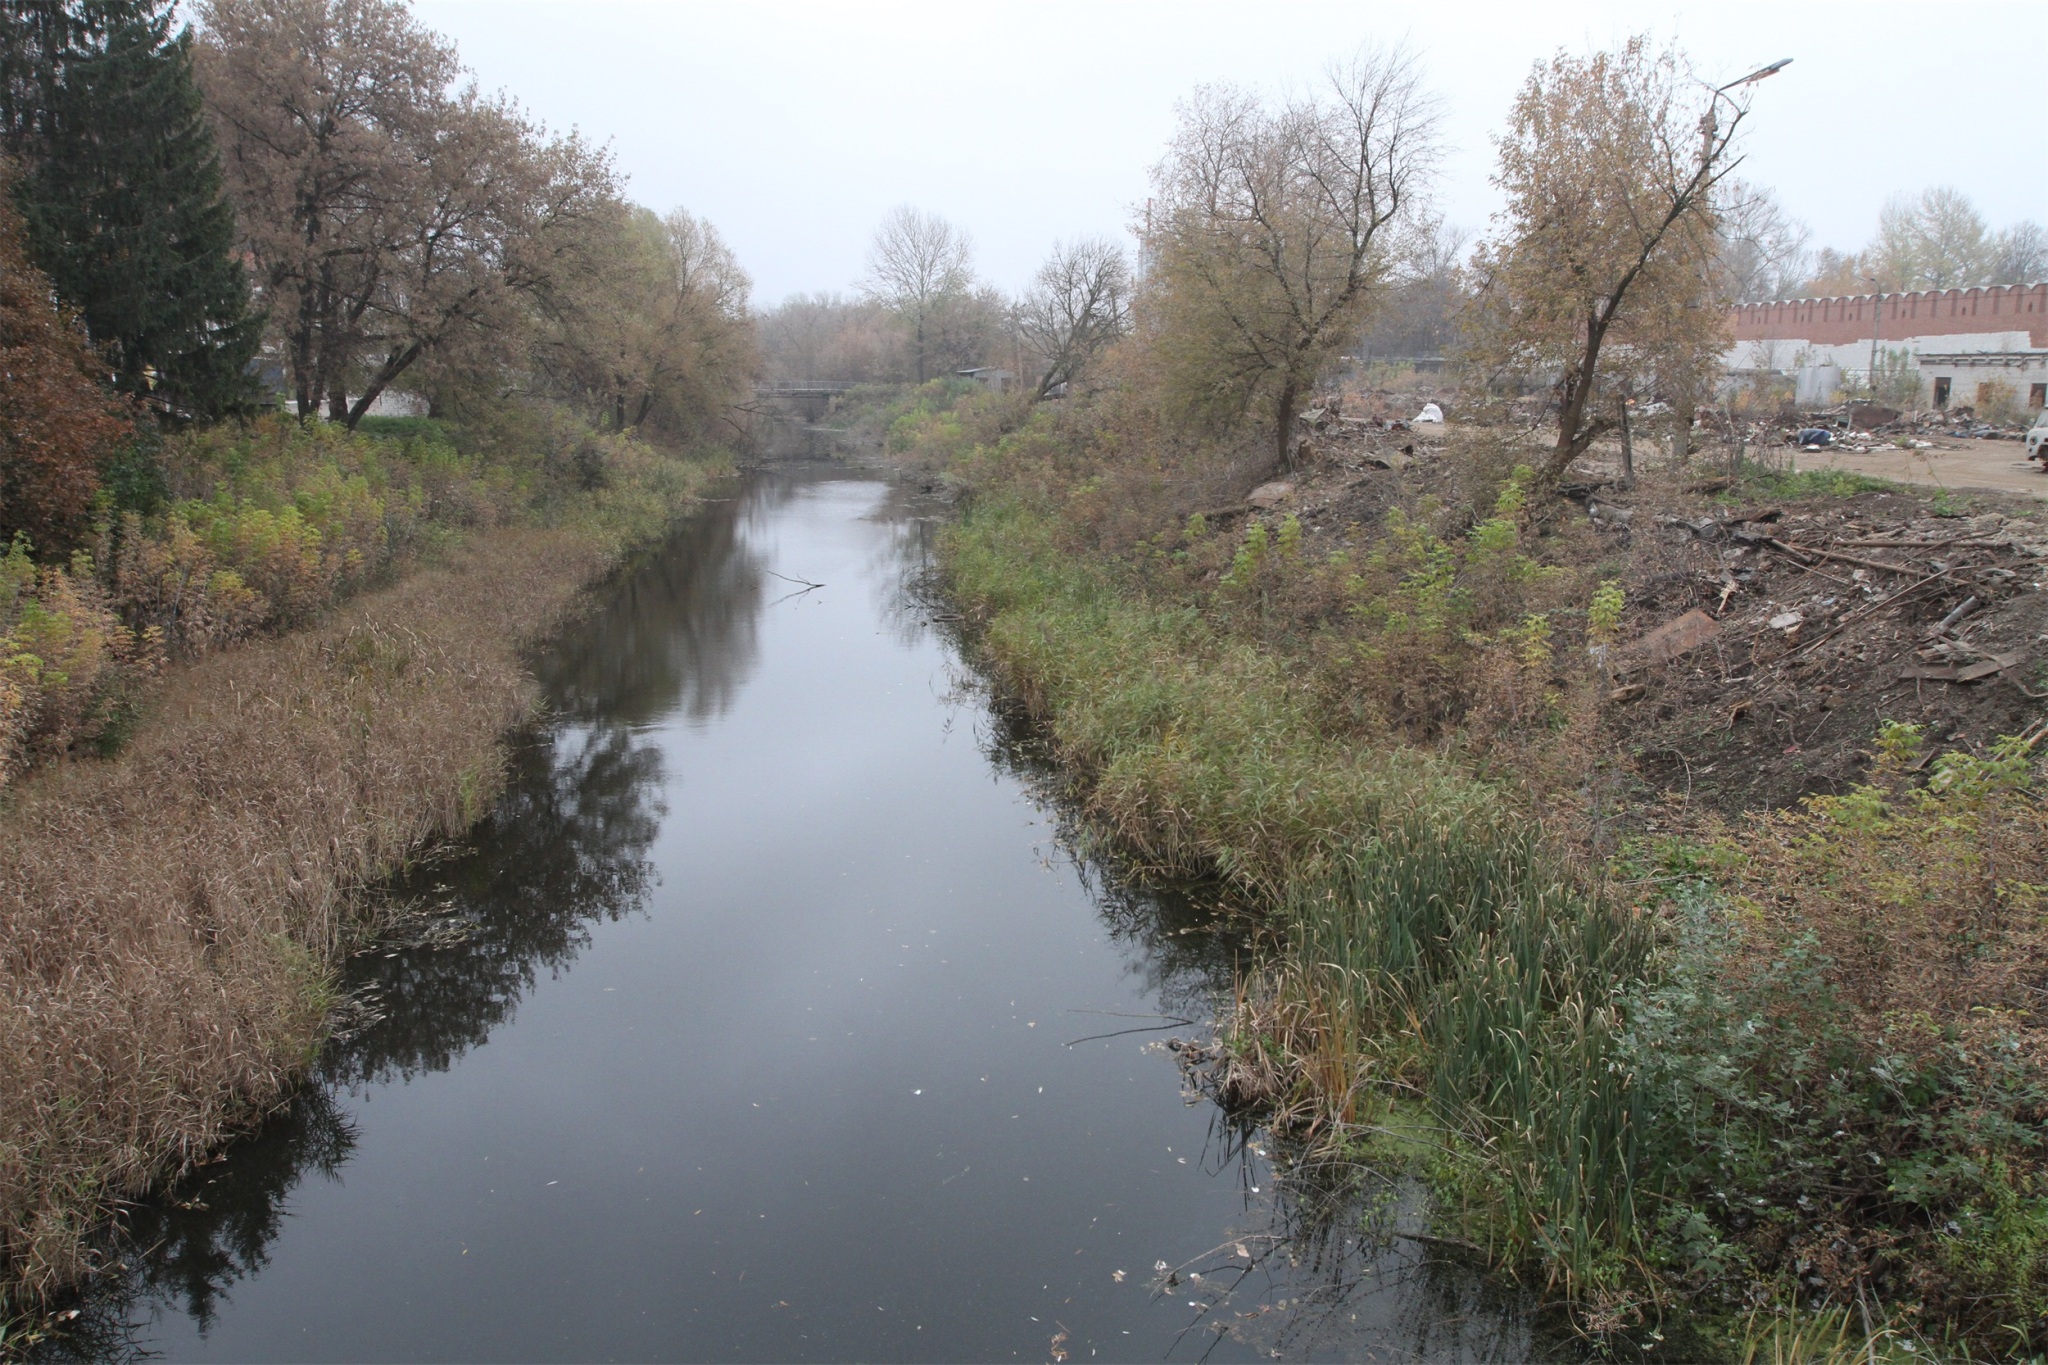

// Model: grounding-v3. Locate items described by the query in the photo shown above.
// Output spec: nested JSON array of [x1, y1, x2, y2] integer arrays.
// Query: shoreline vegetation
[[0, 416, 728, 1321], [862, 374, 2047, 1359]]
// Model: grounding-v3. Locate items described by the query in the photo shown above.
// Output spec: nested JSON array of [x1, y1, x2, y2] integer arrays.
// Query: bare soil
[[1238, 411, 2048, 816]]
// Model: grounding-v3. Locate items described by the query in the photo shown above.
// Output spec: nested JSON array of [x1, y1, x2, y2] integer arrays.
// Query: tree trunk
[[291, 285, 318, 422], [344, 343, 426, 430], [1544, 309, 1618, 484], [1275, 375, 1300, 474], [1617, 395, 1635, 489], [292, 361, 314, 422], [1672, 391, 1694, 466], [1034, 361, 1060, 403]]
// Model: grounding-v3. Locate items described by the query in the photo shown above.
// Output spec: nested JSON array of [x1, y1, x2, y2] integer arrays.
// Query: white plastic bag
[[1413, 402, 1443, 424]]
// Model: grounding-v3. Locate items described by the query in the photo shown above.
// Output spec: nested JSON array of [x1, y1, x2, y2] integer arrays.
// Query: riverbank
[[0, 440, 726, 1325], [887, 380, 2048, 1357]]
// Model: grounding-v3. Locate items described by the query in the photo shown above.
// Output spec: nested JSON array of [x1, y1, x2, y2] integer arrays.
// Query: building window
[[1932, 376, 1951, 407], [2032, 382, 2046, 409]]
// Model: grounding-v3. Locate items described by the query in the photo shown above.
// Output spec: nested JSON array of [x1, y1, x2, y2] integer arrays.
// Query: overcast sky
[[413, 0, 2048, 307]]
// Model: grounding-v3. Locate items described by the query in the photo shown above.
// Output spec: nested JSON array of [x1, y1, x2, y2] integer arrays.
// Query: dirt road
[[1797, 436, 2047, 500]]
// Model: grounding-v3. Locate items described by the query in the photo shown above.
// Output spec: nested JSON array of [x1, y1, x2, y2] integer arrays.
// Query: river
[[54, 463, 1558, 1362]]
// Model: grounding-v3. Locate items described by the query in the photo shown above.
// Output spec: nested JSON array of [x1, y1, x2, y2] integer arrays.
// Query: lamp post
[[1863, 274, 1883, 407], [1692, 60, 1791, 455], [1700, 58, 1791, 161]]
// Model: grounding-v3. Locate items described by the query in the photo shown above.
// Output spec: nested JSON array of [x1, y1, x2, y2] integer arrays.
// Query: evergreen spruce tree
[[0, 2, 72, 156], [7, 0, 260, 421]]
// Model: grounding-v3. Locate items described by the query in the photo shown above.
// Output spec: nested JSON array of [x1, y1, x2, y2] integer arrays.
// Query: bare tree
[[1018, 237, 1130, 399], [862, 205, 972, 384], [1355, 215, 1469, 363], [1714, 179, 1811, 302], [1868, 187, 1991, 291], [1801, 193, 2042, 295], [1145, 46, 1439, 469], [1988, 220, 2048, 287], [1465, 39, 1761, 485], [756, 291, 897, 384]]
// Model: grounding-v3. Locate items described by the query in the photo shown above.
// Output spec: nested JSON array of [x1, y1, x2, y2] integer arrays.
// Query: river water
[[59, 464, 1557, 1362]]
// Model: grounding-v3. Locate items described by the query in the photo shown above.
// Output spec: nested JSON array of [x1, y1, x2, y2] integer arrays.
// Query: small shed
[[955, 367, 1015, 394]]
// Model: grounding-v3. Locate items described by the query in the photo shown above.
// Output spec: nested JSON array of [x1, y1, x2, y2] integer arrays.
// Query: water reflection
[[70, 1092, 355, 1354], [45, 711, 674, 1358], [331, 722, 664, 1088], [536, 484, 765, 728]]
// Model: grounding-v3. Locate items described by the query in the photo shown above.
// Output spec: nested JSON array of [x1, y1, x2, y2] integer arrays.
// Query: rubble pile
[[1761, 402, 2037, 455], [1293, 395, 1448, 472], [1619, 493, 2048, 809], [1210, 391, 2043, 811]]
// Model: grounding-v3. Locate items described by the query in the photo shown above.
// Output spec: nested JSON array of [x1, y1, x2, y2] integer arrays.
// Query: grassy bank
[[919, 382, 2047, 1357], [0, 417, 725, 1319], [2, 410, 710, 789], [944, 487, 1659, 1303]]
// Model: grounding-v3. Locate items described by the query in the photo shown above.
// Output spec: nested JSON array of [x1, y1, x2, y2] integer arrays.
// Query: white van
[[2030, 410, 2048, 469]]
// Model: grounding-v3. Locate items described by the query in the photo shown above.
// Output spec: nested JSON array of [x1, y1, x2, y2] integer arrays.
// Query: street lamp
[[1700, 58, 1793, 165], [1716, 58, 1793, 94]]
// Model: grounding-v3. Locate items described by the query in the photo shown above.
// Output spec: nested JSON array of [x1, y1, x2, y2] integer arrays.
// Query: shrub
[[0, 537, 159, 788], [0, 182, 130, 555], [1614, 723, 2048, 1349]]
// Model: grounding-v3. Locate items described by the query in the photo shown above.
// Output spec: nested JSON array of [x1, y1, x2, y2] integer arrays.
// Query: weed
[[1740, 467, 1901, 500]]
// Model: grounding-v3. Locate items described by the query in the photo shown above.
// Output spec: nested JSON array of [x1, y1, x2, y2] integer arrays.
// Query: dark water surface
[[66, 466, 1553, 1362]]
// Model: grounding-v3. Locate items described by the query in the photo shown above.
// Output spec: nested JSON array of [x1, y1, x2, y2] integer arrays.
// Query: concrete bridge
[[754, 380, 859, 421]]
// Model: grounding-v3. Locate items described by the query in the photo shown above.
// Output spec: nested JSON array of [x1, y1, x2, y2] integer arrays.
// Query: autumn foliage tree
[[195, 0, 616, 427], [1464, 40, 1751, 486], [0, 169, 128, 554], [862, 206, 974, 385], [525, 203, 754, 445]]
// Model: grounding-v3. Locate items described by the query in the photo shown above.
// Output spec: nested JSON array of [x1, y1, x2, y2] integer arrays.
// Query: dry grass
[[0, 526, 613, 1307]]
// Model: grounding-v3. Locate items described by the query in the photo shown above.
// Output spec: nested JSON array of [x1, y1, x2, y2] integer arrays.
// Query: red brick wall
[[1726, 283, 2048, 348]]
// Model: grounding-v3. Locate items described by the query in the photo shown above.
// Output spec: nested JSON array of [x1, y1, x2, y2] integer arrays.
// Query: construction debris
[[1627, 608, 1721, 665]]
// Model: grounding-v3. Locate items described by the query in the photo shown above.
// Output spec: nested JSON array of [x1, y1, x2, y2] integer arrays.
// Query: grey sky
[[415, 0, 2048, 306]]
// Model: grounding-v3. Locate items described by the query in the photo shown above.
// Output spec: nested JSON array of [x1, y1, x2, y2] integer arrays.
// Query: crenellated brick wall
[[1727, 283, 2048, 348]]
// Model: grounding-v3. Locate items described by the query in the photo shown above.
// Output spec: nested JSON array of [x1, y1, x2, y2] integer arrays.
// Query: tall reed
[[1252, 822, 1652, 1292]]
